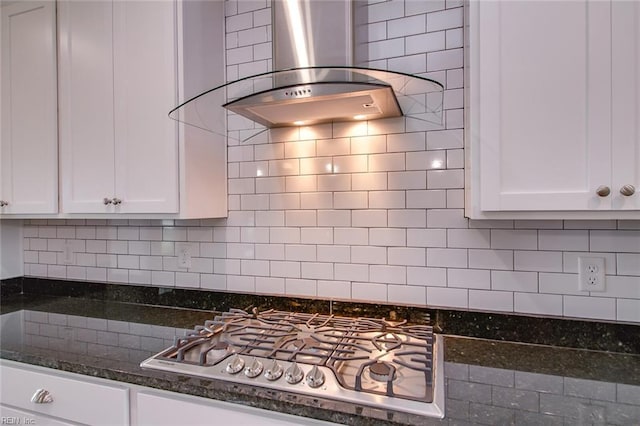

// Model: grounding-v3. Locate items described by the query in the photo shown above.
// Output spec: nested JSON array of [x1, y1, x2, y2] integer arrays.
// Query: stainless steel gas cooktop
[[140, 309, 444, 418]]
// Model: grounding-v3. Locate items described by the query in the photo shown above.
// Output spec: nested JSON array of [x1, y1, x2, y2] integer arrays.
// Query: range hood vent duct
[[169, 1, 443, 143]]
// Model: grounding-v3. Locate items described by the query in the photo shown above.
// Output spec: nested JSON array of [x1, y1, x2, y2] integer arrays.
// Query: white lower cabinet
[[0, 361, 336, 426], [0, 405, 76, 426], [0, 361, 129, 425], [136, 391, 335, 426]]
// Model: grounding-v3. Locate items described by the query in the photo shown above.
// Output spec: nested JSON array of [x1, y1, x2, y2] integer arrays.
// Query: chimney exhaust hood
[[169, 1, 444, 143]]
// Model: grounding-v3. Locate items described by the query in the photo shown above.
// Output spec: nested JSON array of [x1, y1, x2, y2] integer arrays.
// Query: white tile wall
[[18, 0, 640, 325]]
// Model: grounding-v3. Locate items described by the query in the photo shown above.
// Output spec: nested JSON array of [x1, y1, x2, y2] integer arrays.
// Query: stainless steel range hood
[[169, 0, 443, 142]]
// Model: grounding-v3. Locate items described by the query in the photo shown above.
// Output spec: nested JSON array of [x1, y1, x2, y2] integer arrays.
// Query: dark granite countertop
[[1, 283, 640, 425]]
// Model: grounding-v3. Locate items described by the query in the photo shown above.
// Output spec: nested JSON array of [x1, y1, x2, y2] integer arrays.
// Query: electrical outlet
[[578, 256, 606, 292], [177, 246, 192, 269]]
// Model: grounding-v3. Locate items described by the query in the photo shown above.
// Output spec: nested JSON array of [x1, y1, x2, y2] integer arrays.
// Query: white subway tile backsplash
[[468, 249, 513, 270], [618, 254, 640, 276], [255, 276, 285, 295], [19, 0, 639, 325], [427, 208, 467, 228], [515, 251, 563, 273], [448, 268, 490, 289], [408, 267, 447, 287], [427, 248, 467, 268], [563, 295, 616, 321], [389, 171, 427, 190], [352, 210, 387, 228], [369, 191, 406, 209], [492, 271, 538, 293], [316, 138, 350, 156], [389, 209, 426, 228], [514, 293, 563, 316], [318, 210, 351, 227], [369, 153, 405, 172], [617, 299, 640, 322], [370, 228, 407, 246], [388, 14, 426, 38], [426, 7, 463, 31], [427, 287, 467, 308], [352, 282, 387, 302], [469, 290, 513, 312], [388, 247, 426, 266], [333, 192, 368, 209], [317, 174, 351, 192], [406, 31, 446, 55]]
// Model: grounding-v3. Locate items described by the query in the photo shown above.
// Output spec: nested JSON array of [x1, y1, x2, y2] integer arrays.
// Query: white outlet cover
[[578, 256, 606, 292]]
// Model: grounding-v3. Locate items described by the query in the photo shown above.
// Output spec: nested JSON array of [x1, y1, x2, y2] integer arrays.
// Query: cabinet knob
[[112, 197, 122, 205], [595, 186, 610, 197], [620, 184, 636, 197], [103, 197, 113, 205], [31, 388, 53, 404]]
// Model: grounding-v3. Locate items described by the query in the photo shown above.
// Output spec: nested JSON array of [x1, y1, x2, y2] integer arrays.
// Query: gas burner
[[141, 309, 444, 418], [369, 361, 395, 382]]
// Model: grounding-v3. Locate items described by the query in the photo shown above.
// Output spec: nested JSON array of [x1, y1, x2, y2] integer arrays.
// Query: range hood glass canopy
[[169, 66, 444, 144]]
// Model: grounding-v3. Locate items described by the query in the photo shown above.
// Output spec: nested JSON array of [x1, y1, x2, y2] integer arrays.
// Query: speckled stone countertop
[[1, 280, 640, 425]]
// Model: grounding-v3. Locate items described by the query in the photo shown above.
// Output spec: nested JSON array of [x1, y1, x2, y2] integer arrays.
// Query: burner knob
[[284, 362, 304, 384], [305, 365, 325, 388], [225, 354, 245, 374], [263, 359, 283, 381], [244, 358, 263, 378]]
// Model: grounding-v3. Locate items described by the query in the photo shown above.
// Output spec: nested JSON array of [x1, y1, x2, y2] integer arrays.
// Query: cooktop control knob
[[244, 357, 263, 378], [305, 365, 325, 388], [264, 359, 283, 381], [284, 362, 304, 384], [226, 354, 245, 374]]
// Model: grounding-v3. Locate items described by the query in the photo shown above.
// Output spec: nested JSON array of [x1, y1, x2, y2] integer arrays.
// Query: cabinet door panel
[[113, 1, 178, 213], [58, 0, 116, 213], [1, 2, 57, 214], [612, 1, 640, 210], [477, 1, 611, 211]]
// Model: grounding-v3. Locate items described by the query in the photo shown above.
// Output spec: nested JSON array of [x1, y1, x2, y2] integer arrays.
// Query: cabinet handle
[[0, 200, 8, 207], [103, 197, 113, 205], [595, 186, 610, 197], [620, 184, 636, 197], [112, 197, 122, 205], [31, 388, 53, 404]]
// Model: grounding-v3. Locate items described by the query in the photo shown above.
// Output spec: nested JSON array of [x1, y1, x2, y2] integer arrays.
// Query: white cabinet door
[[472, 1, 611, 212], [58, 0, 116, 213], [136, 391, 335, 426], [611, 1, 640, 210], [0, 363, 129, 426], [0, 1, 57, 214], [59, 0, 178, 214], [113, 0, 178, 213], [0, 404, 76, 426]]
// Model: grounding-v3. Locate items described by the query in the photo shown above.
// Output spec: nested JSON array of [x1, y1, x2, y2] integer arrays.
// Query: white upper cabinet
[[466, 1, 640, 219], [0, 1, 58, 214], [58, 0, 226, 218]]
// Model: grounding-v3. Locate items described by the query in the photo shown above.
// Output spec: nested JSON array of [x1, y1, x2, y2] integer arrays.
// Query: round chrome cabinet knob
[[31, 389, 53, 404], [244, 358, 263, 378], [596, 186, 610, 197], [620, 184, 636, 196], [284, 362, 304, 384], [225, 354, 245, 374], [103, 197, 113, 205], [305, 365, 325, 388], [264, 359, 283, 381], [112, 197, 123, 205]]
